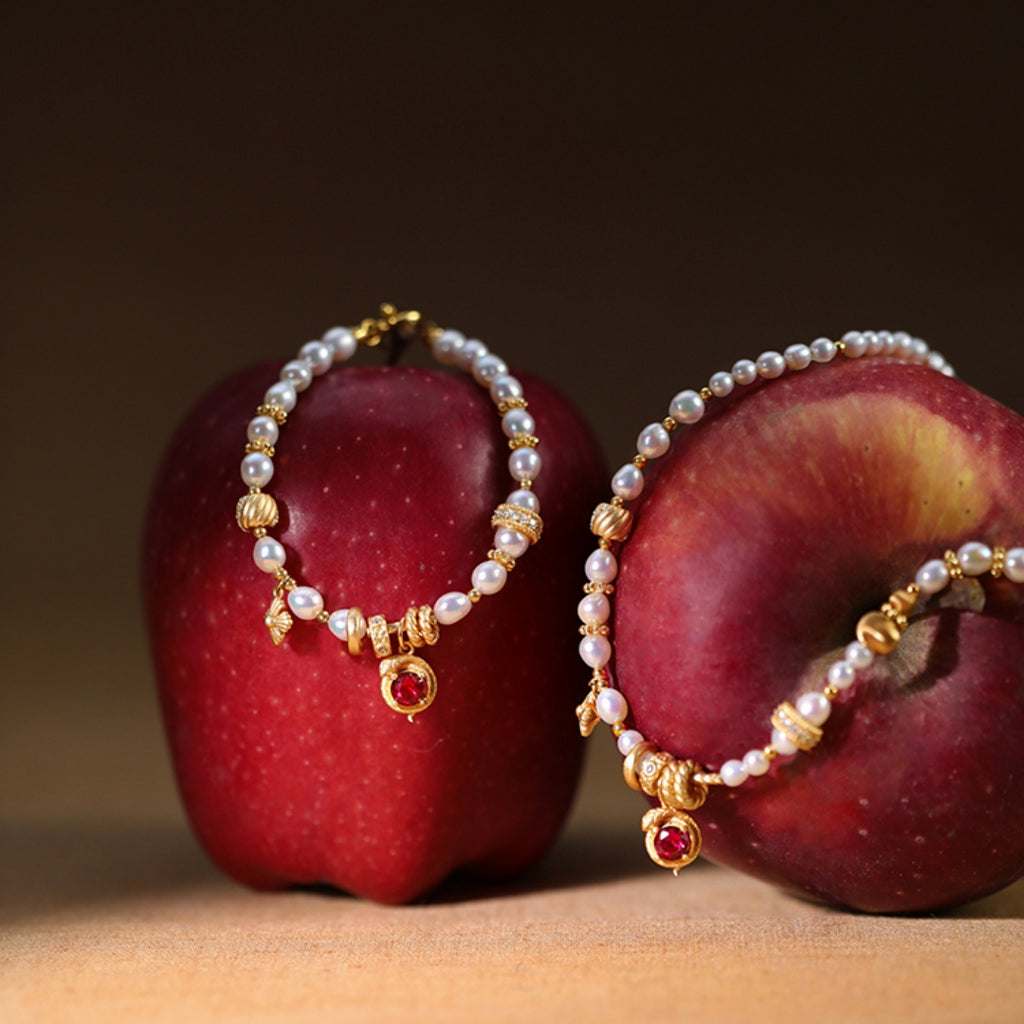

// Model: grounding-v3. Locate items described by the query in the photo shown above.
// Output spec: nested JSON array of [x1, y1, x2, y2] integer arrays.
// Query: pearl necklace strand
[[574, 331, 1022, 872], [236, 305, 544, 719]]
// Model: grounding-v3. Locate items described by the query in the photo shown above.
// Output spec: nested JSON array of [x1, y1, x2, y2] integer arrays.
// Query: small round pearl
[[827, 660, 856, 690], [264, 381, 297, 412], [494, 528, 529, 558], [957, 541, 993, 576], [863, 330, 883, 356], [580, 635, 612, 670], [771, 728, 798, 757], [577, 592, 610, 625], [585, 548, 618, 583], [434, 592, 472, 625], [241, 452, 274, 488], [281, 359, 313, 392], [323, 326, 357, 362], [636, 422, 671, 459], [595, 686, 627, 723], [742, 749, 771, 776], [471, 559, 507, 595], [617, 729, 645, 756], [669, 389, 705, 424], [298, 341, 333, 376], [473, 353, 508, 386], [915, 558, 951, 595], [253, 537, 286, 572], [327, 609, 349, 641], [247, 415, 279, 446], [431, 329, 465, 365], [876, 330, 896, 355], [756, 351, 786, 379], [611, 463, 644, 501], [845, 641, 874, 670], [893, 331, 913, 356], [708, 371, 734, 397], [731, 359, 757, 385], [796, 691, 832, 726], [720, 759, 749, 788], [490, 374, 523, 404], [502, 408, 535, 438], [911, 338, 930, 362], [810, 337, 837, 363], [783, 344, 812, 371], [1004, 547, 1024, 584], [288, 586, 323, 620], [841, 331, 867, 358], [506, 488, 539, 513], [455, 338, 488, 370], [509, 447, 541, 481]]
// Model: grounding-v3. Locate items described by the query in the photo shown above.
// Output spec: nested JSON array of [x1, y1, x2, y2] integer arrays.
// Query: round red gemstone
[[654, 824, 691, 863], [391, 671, 429, 708]]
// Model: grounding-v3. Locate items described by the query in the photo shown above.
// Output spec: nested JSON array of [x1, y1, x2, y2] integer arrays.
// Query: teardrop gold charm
[[264, 592, 293, 646]]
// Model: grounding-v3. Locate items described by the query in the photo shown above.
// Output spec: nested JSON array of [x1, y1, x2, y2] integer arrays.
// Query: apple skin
[[143, 360, 605, 904], [615, 359, 1024, 912]]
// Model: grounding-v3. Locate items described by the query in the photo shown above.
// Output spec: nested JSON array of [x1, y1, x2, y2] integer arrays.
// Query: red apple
[[143, 342, 605, 904], [613, 356, 1024, 912]]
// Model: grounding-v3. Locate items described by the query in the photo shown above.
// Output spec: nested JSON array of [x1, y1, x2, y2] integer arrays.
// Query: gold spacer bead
[[835, 340, 847, 352], [943, 549, 964, 580], [497, 397, 529, 413], [662, 416, 677, 431], [823, 684, 840, 700], [257, 402, 288, 425], [906, 582, 921, 596], [244, 439, 276, 457], [770, 701, 824, 752], [762, 746, 778, 760], [699, 387, 713, 402], [508, 434, 540, 450], [991, 546, 1007, 578], [316, 610, 330, 624], [610, 496, 624, 507], [487, 548, 517, 572], [252, 527, 267, 539], [611, 722, 625, 737], [468, 589, 482, 603], [633, 454, 648, 469], [856, 610, 902, 655]]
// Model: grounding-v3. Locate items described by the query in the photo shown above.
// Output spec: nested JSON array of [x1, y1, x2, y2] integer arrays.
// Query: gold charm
[[264, 592, 293, 646], [379, 654, 437, 719], [575, 689, 600, 736], [642, 806, 702, 873]]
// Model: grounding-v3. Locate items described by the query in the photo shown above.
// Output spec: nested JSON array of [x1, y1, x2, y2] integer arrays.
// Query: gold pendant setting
[[379, 654, 437, 719]]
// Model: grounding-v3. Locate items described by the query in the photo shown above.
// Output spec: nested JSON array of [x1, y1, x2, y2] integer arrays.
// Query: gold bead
[[497, 397, 529, 413], [992, 547, 1007, 578], [823, 684, 839, 700], [236, 491, 280, 532], [633, 454, 648, 469], [770, 701, 824, 752], [316, 610, 330, 624], [491, 504, 543, 544], [856, 610, 902, 655], [662, 417, 677, 431], [508, 434, 540, 450], [887, 588, 918, 617], [699, 387, 713, 401], [367, 615, 392, 659], [590, 502, 634, 543], [244, 439, 276, 457], [256, 402, 287, 425], [487, 548, 517, 572], [346, 607, 367, 656], [468, 589, 482, 603], [943, 549, 964, 580]]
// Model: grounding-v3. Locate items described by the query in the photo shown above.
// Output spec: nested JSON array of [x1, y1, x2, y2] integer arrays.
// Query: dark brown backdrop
[[1, 4, 1021, 823]]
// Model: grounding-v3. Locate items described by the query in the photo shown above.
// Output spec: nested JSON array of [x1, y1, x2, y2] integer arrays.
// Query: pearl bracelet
[[236, 304, 544, 719], [571, 330, 1018, 872]]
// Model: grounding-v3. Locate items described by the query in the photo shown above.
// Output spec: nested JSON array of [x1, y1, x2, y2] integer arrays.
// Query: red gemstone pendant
[[379, 654, 438, 718]]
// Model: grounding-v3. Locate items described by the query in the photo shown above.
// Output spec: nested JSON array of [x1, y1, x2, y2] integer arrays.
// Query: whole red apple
[[613, 356, 1024, 912], [143, 331, 605, 904]]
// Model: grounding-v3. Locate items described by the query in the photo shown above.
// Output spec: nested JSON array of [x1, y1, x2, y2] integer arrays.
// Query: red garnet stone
[[654, 825, 691, 863], [391, 671, 429, 708]]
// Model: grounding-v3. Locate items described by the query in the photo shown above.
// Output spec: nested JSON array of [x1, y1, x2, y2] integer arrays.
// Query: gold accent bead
[[252, 527, 267, 539], [770, 700, 824, 752], [944, 549, 964, 580], [398, 604, 439, 651], [257, 402, 288, 425], [468, 589, 482, 603], [491, 504, 543, 545], [991, 547, 1007, 578], [316, 610, 330, 624], [699, 387, 713, 401], [488, 548, 517, 572], [611, 722, 625, 737], [887, 588, 918, 617], [622, 741, 660, 792], [835, 340, 847, 352], [590, 502, 634, 543], [236, 491, 280, 532], [762, 746, 778, 760], [662, 416, 677, 431], [906, 582, 921, 596], [823, 684, 839, 700], [244, 439, 276, 457], [367, 615, 392, 659], [508, 434, 540, 450], [497, 397, 529, 413], [633, 454, 648, 469], [576, 689, 600, 737], [856, 610, 902, 655], [346, 607, 367, 656], [656, 759, 710, 812]]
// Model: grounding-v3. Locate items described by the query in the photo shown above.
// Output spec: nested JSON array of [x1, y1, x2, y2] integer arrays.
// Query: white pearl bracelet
[[236, 304, 544, 718]]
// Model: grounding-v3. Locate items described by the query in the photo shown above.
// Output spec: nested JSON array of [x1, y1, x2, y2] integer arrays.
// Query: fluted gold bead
[[236, 491, 280, 532]]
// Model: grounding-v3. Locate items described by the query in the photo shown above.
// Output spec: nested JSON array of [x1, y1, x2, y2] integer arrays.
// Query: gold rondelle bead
[[943, 549, 964, 580], [508, 434, 540, 450], [236, 491, 280, 532], [590, 502, 634, 543], [856, 610, 902, 655], [991, 547, 1006, 578], [887, 588, 919, 617]]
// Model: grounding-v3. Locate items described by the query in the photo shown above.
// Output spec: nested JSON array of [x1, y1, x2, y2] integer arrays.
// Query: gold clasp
[[353, 303, 430, 348]]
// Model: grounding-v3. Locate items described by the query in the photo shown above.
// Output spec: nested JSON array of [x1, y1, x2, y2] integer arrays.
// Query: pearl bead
[[876, 330, 896, 355], [577, 592, 610, 624], [669, 389, 705, 424], [636, 422, 671, 459], [784, 344, 812, 371], [473, 353, 508, 386], [580, 635, 612, 670], [1004, 547, 1024, 584], [810, 337, 837, 363], [845, 641, 874, 670], [595, 686, 627, 722], [827, 660, 856, 690], [841, 331, 867, 358], [911, 338, 929, 362], [241, 452, 274, 488], [298, 341, 333, 376], [264, 381, 297, 412], [893, 331, 913, 356], [490, 374, 523, 404], [494, 528, 529, 558], [863, 331, 883, 356], [957, 541, 993, 576], [434, 592, 472, 625], [731, 359, 757, 385], [455, 338, 488, 371], [611, 463, 644, 501], [323, 326, 357, 362], [927, 350, 947, 372], [585, 548, 618, 583], [742, 749, 771, 776], [509, 447, 541, 481], [287, 586, 323, 620], [253, 537, 286, 572], [471, 559, 507, 595], [502, 408, 535, 437], [756, 351, 786, 379], [506, 488, 539, 513], [281, 359, 313, 392], [327, 609, 349, 641], [915, 558, 950, 595], [431, 329, 465, 365], [708, 371, 734, 397], [796, 691, 831, 726], [247, 415, 279, 446], [617, 729, 644, 756], [771, 728, 798, 756], [720, 759, 749, 787]]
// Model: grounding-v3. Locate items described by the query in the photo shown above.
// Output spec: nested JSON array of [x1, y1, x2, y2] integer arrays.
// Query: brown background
[[2, 5, 1023, 1021]]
